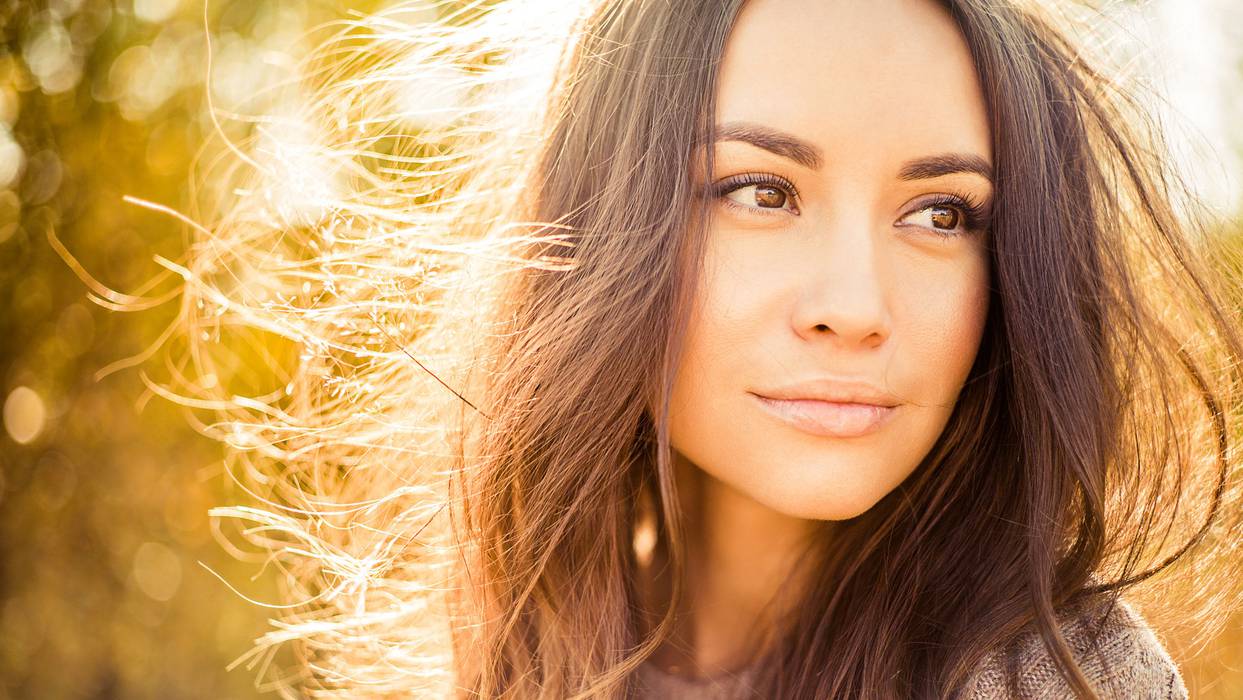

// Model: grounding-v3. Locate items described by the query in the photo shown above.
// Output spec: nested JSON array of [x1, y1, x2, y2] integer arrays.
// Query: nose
[[790, 214, 891, 350]]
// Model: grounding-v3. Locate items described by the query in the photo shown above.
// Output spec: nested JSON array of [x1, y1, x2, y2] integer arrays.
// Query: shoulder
[[963, 596, 1188, 699]]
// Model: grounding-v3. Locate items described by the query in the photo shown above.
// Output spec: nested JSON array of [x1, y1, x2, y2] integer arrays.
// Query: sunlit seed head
[[253, 114, 346, 227], [393, 62, 470, 130]]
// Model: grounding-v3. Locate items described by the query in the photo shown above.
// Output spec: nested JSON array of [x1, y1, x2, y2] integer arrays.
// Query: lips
[[750, 393, 898, 438]]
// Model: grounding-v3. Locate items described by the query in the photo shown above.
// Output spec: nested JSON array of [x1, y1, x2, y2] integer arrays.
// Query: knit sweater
[[633, 597, 1188, 698]]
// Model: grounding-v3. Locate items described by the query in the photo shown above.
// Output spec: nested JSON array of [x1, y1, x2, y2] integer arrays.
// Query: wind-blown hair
[[123, 0, 1242, 697]]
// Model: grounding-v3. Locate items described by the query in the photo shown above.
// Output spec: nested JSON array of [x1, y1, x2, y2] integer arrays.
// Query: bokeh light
[[4, 386, 46, 444], [132, 541, 183, 603]]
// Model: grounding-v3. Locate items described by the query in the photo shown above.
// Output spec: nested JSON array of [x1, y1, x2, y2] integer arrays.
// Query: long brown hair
[[135, 0, 1242, 697]]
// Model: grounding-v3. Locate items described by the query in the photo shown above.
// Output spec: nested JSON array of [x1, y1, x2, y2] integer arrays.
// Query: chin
[[760, 493, 882, 522], [743, 463, 893, 521]]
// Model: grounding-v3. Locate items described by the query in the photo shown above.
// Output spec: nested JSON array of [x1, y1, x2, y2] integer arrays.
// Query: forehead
[[716, 0, 991, 168]]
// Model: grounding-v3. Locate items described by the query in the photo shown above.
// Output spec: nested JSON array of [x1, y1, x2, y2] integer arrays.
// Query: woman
[[161, 0, 1242, 697]]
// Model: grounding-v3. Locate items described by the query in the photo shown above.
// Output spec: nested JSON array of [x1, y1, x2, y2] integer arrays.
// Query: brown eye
[[928, 205, 960, 230], [723, 183, 796, 211], [716, 174, 800, 214], [898, 195, 986, 238], [754, 184, 787, 208]]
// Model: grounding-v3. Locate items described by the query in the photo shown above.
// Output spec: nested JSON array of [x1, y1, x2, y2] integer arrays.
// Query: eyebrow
[[714, 122, 823, 170], [897, 153, 993, 184], [712, 121, 993, 183]]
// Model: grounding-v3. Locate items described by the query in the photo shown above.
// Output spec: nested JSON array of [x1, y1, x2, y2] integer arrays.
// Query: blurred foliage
[[0, 0, 1240, 699]]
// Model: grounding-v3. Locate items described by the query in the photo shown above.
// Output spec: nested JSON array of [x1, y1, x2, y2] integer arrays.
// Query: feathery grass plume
[[114, 1, 590, 696]]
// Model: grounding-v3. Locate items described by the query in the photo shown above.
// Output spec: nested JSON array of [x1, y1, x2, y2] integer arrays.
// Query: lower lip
[[750, 394, 897, 438]]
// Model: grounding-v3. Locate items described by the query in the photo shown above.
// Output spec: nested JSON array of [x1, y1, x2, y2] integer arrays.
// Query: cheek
[[879, 250, 990, 474], [894, 250, 991, 397], [667, 244, 769, 484]]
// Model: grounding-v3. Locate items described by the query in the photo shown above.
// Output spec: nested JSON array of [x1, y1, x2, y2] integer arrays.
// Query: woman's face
[[669, 0, 993, 520]]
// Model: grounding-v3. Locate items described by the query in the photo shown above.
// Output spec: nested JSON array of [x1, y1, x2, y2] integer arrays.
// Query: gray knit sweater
[[633, 598, 1188, 698]]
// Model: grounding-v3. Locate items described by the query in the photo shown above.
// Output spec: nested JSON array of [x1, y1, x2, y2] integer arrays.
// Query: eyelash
[[909, 191, 991, 237], [711, 174, 991, 237], [713, 172, 801, 216]]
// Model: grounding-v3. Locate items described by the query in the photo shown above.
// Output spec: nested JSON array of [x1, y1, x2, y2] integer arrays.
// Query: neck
[[640, 451, 824, 677]]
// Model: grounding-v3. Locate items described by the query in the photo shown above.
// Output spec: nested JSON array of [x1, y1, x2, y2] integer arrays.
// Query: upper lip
[[750, 378, 901, 407]]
